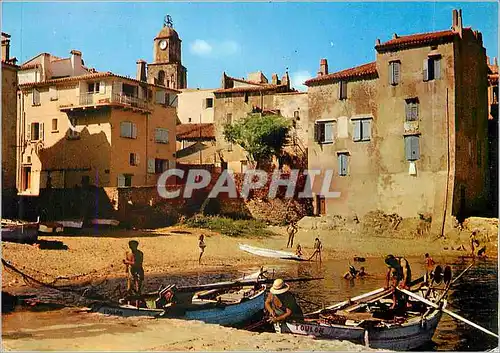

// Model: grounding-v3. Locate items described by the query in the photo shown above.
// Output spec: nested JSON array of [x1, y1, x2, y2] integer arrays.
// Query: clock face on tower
[[159, 40, 168, 50]]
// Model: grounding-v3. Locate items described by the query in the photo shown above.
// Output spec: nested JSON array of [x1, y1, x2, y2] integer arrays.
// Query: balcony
[[59, 92, 151, 113]]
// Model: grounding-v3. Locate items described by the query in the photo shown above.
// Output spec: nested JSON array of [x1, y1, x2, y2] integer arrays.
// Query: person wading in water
[[123, 240, 144, 297], [265, 279, 303, 323]]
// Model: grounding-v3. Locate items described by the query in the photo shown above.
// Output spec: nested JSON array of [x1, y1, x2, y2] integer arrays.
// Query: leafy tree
[[223, 113, 291, 168]]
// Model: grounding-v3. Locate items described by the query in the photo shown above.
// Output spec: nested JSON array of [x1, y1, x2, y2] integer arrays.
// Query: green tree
[[223, 113, 291, 168]]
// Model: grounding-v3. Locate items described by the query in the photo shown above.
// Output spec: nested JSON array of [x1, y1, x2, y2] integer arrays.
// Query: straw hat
[[270, 279, 290, 295]]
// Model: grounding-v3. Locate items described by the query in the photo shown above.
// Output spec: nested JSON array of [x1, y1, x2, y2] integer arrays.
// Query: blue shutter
[[412, 136, 420, 160]]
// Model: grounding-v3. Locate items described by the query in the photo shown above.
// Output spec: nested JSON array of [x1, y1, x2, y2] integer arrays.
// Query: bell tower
[[147, 15, 187, 89]]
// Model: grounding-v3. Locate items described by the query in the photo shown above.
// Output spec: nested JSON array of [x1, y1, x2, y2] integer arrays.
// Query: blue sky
[[2, 2, 498, 91]]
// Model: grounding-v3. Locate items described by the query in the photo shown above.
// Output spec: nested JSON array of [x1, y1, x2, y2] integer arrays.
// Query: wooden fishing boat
[[92, 283, 267, 326], [56, 219, 84, 229], [90, 219, 120, 227], [273, 281, 446, 350], [239, 244, 307, 261], [1, 220, 39, 244]]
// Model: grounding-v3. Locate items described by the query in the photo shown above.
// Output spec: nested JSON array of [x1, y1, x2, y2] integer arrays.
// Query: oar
[[451, 262, 474, 285], [397, 288, 499, 339]]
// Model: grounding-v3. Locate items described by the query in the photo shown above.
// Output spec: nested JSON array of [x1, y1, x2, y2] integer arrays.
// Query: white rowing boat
[[239, 244, 307, 261]]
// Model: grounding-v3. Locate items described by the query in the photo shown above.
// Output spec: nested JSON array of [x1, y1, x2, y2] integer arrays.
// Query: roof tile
[[376, 30, 457, 52], [176, 123, 215, 140], [305, 62, 378, 86]]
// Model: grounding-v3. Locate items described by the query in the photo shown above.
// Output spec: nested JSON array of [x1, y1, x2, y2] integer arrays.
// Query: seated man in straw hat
[[265, 279, 303, 323]]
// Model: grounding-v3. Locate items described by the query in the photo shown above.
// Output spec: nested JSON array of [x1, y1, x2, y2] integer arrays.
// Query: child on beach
[[198, 234, 206, 264]]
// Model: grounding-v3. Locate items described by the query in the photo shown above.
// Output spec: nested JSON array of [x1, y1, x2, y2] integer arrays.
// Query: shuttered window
[[155, 159, 169, 174], [129, 153, 138, 166], [423, 57, 441, 81], [30, 122, 42, 140], [339, 81, 347, 100], [99, 81, 106, 94], [120, 121, 137, 139], [405, 99, 419, 121], [314, 121, 334, 144], [404, 135, 420, 161], [117, 174, 132, 187], [338, 153, 348, 176], [32, 89, 40, 106], [389, 61, 401, 85], [353, 119, 371, 142], [49, 86, 58, 101], [155, 90, 166, 104], [155, 128, 169, 144]]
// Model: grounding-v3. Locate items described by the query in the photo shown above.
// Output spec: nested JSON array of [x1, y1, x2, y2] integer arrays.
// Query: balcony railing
[[61, 92, 151, 112]]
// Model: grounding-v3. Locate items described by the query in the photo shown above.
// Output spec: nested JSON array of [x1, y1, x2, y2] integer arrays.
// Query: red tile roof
[[376, 30, 457, 52], [1, 60, 18, 69], [305, 62, 378, 86], [215, 84, 287, 94], [20, 63, 41, 70], [18, 71, 180, 92], [176, 123, 215, 140]]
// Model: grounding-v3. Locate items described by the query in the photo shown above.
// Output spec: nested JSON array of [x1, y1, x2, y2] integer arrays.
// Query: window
[[155, 90, 166, 104], [188, 118, 192, 123], [404, 135, 420, 161], [226, 113, 233, 125], [51, 118, 58, 132], [405, 98, 419, 121], [155, 128, 169, 144], [389, 61, 401, 86], [244, 93, 249, 103], [49, 86, 58, 101], [155, 159, 168, 174], [353, 118, 371, 142], [205, 98, 214, 108], [423, 56, 441, 81], [88, 82, 100, 93], [338, 153, 349, 176], [81, 175, 90, 186], [30, 122, 43, 140], [130, 153, 138, 166], [158, 70, 165, 85], [117, 174, 132, 187], [68, 118, 79, 139], [314, 120, 335, 144], [294, 111, 300, 121], [32, 89, 40, 106], [339, 81, 347, 100], [120, 121, 137, 139]]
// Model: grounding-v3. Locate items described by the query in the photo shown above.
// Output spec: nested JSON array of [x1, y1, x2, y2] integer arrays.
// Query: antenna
[[164, 15, 173, 28]]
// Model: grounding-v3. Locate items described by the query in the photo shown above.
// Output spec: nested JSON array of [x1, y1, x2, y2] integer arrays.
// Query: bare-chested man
[[123, 240, 144, 296]]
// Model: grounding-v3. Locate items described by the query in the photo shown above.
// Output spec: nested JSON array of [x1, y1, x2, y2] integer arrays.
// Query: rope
[[1, 258, 110, 303], [295, 293, 322, 308]]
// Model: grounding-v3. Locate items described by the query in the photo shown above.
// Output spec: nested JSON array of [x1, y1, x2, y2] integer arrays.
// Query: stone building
[[17, 49, 178, 196], [305, 9, 489, 234], [213, 71, 307, 172], [2, 32, 19, 216], [487, 56, 498, 215]]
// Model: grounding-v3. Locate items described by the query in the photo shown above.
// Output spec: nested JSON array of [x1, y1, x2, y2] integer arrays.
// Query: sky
[[2, 2, 498, 91]]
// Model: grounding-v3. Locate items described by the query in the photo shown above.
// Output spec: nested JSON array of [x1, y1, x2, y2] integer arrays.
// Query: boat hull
[[92, 288, 266, 327], [1, 224, 39, 244], [275, 306, 443, 350]]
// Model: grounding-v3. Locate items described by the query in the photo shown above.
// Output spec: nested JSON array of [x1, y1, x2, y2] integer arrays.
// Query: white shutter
[[163, 160, 169, 171], [136, 153, 140, 165], [423, 59, 429, 82], [389, 63, 394, 85], [353, 120, 361, 141], [49, 86, 57, 100], [394, 62, 400, 84], [156, 90, 165, 104], [434, 59, 441, 80], [32, 89, 40, 105], [147, 158, 155, 173], [120, 122, 128, 137], [117, 174, 125, 187], [132, 123, 137, 139], [26, 123, 31, 141], [40, 123, 44, 141], [163, 129, 169, 143], [170, 94, 178, 107], [99, 81, 106, 94], [362, 119, 371, 141]]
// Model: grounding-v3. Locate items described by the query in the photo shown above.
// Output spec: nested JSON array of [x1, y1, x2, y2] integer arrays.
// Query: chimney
[[319, 58, 328, 76], [281, 71, 290, 88], [452, 9, 458, 28], [375, 38, 381, 46], [487, 56, 491, 66], [136, 60, 147, 82], [1, 36, 10, 61], [271, 73, 279, 85], [70, 50, 82, 76], [495, 57, 498, 67]]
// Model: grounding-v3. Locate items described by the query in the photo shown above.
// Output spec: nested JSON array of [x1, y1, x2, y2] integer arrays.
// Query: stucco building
[[2, 32, 19, 216], [17, 48, 178, 195], [213, 71, 308, 172], [306, 9, 490, 234]]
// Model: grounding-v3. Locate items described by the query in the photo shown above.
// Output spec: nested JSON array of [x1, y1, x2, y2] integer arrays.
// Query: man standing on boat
[[384, 254, 411, 310], [123, 240, 144, 295], [265, 279, 303, 323]]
